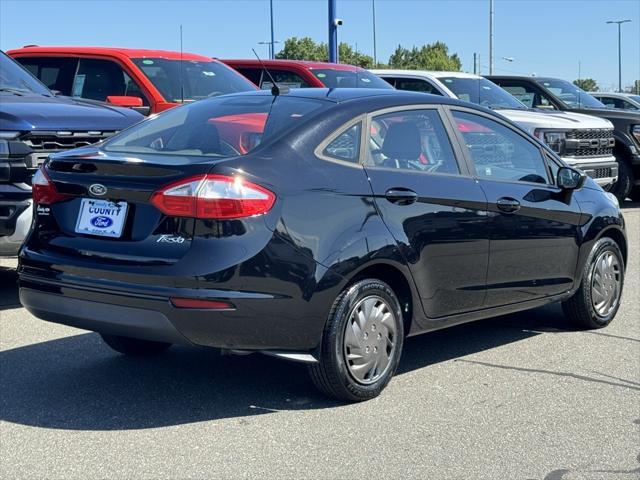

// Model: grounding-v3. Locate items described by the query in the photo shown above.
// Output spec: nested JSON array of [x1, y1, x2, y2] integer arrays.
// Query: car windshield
[[438, 76, 525, 110], [131, 58, 255, 102], [310, 69, 393, 89], [103, 94, 328, 157], [535, 78, 606, 109], [629, 95, 640, 103], [0, 51, 51, 96]]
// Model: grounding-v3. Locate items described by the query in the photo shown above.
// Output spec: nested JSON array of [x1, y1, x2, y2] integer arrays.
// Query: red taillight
[[170, 297, 234, 310], [150, 174, 275, 220], [32, 166, 69, 204]]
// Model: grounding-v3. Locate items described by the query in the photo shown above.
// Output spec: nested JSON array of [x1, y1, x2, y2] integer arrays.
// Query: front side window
[[131, 58, 255, 102], [310, 69, 393, 89], [536, 78, 606, 109], [438, 77, 526, 110], [452, 110, 549, 184], [366, 109, 459, 174], [103, 94, 328, 158], [322, 123, 361, 162], [73, 58, 148, 105]]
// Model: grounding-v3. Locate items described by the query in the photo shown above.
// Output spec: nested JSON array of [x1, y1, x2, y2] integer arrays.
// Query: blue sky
[[1, 0, 639, 91]]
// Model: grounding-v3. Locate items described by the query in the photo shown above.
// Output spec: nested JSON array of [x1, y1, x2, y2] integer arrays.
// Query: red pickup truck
[[222, 59, 393, 90], [8, 46, 256, 115]]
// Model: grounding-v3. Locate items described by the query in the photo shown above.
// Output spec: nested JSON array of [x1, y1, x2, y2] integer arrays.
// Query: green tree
[[573, 78, 598, 92], [387, 41, 461, 71], [276, 37, 326, 61], [275, 37, 374, 68]]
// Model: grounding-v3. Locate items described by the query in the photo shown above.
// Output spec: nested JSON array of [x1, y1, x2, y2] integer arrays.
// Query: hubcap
[[343, 295, 397, 385], [591, 250, 621, 317]]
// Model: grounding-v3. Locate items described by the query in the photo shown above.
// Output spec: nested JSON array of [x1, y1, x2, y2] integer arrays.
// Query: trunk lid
[[38, 147, 214, 265]]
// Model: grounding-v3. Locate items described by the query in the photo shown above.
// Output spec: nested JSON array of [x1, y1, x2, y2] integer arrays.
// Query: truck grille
[[19, 131, 116, 169], [590, 167, 613, 179], [564, 129, 615, 158]]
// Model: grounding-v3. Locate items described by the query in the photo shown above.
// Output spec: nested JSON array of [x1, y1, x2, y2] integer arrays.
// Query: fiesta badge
[[89, 183, 107, 196]]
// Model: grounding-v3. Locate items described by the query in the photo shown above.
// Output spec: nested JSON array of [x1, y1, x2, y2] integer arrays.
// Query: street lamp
[[502, 57, 515, 62], [258, 40, 280, 59], [606, 19, 632, 92]]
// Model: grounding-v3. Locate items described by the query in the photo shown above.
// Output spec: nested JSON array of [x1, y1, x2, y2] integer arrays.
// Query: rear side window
[[15, 57, 78, 94], [234, 67, 263, 86], [452, 110, 549, 184], [366, 109, 459, 174], [322, 123, 361, 163], [260, 69, 312, 89], [104, 95, 328, 157], [393, 78, 443, 95]]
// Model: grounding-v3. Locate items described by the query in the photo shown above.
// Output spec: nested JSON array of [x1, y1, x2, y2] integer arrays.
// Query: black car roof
[[225, 87, 475, 108]]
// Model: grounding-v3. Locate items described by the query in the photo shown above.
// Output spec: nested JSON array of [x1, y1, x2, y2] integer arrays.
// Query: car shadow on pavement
[[0, 266, 20, 311], [0, 294, 582, 431]]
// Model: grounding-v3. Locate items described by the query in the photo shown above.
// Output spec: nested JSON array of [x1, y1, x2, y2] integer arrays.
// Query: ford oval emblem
[[89, 184, 107, 196], [90, 216, 113, 228]]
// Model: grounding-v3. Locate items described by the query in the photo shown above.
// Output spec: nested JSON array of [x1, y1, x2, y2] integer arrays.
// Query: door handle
[[385, 188, 418, 205], [496, 197, 521, 213]]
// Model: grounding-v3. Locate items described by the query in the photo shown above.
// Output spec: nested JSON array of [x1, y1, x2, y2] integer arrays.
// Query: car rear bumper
[[18, 273, 324, 353], [560, 156, 618, 187]]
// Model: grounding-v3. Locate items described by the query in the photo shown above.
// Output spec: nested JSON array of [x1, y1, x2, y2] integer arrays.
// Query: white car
[[590, 92, 640, 112], [372, 70, 619, 188]]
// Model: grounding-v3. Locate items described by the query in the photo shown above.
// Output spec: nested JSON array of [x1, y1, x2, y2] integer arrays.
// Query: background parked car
[[8, 46, 256, 115], [487, 75, 640, 202], [223, 59, 393, 90], [0, 50, 142, 257], [372, 69, 619, 190], [590, 92, 640, 112]]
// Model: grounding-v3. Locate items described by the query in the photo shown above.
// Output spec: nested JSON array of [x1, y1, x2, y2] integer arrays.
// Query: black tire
[[562, 238, 624, 329], [629, 186, 640, 202], [100, 334, 171, 357], [308, 279, 404, 402], [610, 159, 633, 202]]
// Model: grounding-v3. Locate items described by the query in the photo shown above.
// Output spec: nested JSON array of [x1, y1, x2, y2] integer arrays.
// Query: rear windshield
[[438, 77, 525, 110], [131, 58, 255, 102], [311, 69, 392, 89], [103, 94, 328, 157]]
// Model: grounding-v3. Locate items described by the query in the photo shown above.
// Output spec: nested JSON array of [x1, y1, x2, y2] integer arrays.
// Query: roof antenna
[[179, 25, 184, 103], [251, 48, 289, 96]]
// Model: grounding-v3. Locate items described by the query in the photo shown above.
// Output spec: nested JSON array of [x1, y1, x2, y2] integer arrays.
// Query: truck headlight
[[534, 130, 566, 154]]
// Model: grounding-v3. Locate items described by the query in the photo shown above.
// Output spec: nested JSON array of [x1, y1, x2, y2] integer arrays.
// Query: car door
[[448, 108, 583, 307], [363, 106, 489, 319]]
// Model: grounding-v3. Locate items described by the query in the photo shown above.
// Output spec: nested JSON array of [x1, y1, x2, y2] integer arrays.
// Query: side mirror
[[106, 95, 143, 108], [557, 166, 586, 190]]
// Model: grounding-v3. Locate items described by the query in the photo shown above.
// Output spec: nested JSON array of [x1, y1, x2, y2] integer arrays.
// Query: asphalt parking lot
[[1, 203, 638, 480]]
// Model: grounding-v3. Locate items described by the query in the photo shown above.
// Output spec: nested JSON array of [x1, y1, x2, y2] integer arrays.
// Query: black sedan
[[18, 88, 627, 401]]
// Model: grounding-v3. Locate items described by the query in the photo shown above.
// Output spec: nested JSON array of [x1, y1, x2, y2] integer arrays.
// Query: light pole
[[329, 0, 338, 63], [489, 0, 494, 75], [259, 40, 279, 58], [606, 19, 631, 92], [269, 0, 275, 59], [372, 0, 377, 67]]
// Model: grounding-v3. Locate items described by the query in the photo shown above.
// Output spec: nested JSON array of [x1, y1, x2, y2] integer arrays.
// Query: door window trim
[[314, 114, 367, 167], [443, 105, 556, 187]]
